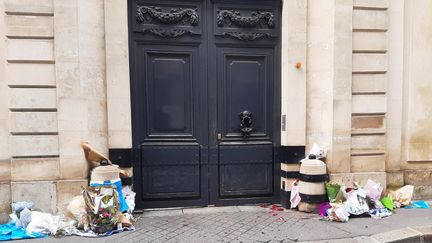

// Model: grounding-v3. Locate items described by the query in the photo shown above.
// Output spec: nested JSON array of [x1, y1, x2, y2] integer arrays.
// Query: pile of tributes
[[320, 180, 428, 222], [286, 144, 430, 223], [0, 143, 136, 241]]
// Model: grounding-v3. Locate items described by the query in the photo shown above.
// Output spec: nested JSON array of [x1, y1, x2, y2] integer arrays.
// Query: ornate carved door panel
[[129, 0, 281, 208]]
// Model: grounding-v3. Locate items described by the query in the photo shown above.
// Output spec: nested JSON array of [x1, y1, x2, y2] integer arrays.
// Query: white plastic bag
[[309, 144, 327, 159], [122, 186, 136, 213], [19, 208, 32, 228], [342, 188, 369, 215], [9, 207, 32, 228], [26, 211, 60, 235], [327, 205, 350, 222], [301, 143, 327, 162]]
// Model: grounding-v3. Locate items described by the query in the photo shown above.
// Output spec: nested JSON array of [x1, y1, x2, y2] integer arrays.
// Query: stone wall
[[104, 0, 132, 150], [350, 0, 388, 185], [0, 0, 10, 214], [0, 0, 106, 213], [306, 0, 353, 184], [0, 0, 432, 212], [280, 0, 307, 146], [401, 0, 432, 198]]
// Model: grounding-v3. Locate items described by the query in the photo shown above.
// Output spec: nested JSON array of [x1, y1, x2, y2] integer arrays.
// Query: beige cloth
[[91, 165, 120, 182]]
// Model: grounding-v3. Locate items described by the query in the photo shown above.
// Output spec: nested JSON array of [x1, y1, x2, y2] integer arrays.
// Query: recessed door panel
[[134, 44, 200, 142], [142, 146, 200, 199], [217, 48, 273, 140], [147, 52, 192, 134], [219, 145, 273, 197]]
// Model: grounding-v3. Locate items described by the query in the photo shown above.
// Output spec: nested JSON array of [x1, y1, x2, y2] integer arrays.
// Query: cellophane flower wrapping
[[82, 186, 120, 234]]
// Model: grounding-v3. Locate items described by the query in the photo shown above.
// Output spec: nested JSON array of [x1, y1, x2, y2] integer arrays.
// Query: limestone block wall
[[2, 0, 60, 213], [350, 0, 388, 184], [0, 0, 10, 214], [306, 0, 353, 184], [401, 0, 432, 198], [305, 0, 396, 189], [0, 0, 107, 213], [386, 0, 404, 186]]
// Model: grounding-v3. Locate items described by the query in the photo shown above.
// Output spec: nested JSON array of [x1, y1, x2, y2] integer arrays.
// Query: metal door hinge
[[281, 115, 286, 131]]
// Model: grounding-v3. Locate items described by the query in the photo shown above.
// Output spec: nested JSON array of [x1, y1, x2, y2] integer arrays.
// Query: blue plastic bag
[[0, 222, 46, 241], [405, 200, 430, 209]]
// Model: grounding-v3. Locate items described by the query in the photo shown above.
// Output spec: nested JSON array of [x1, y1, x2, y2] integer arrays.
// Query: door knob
[[239, 110, 253, 137]]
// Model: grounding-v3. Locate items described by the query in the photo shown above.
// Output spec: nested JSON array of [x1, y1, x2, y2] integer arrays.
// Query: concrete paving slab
[[371, 228, 423, 243], [16, 205, 432, 243], [409, 225, 432, 241]]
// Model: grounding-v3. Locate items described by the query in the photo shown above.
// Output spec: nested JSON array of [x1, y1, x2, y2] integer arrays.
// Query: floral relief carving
[[217, 10, 275, 29], [143, 29, 198, 38], [136, 6, 199, 26], [221, 32, 272, 41]]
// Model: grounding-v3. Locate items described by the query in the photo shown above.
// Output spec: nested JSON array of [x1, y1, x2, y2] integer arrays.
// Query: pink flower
[[102, 211, 111, 217]]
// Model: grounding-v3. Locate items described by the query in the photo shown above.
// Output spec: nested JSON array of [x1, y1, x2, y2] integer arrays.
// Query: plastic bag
[[26, 211, 60, 235], [405, 200, 430, 209], [308, 144, 327, 160], [326, 205, 350, 222], [325, 182, 341, 203], [122, 186, 136, 213], [363, 179, 383, 201], [318, 202, 332, 217], [290, 180, 301, 208], [301, 144, 327, 162], [9, 208, 32, 229], [11, 202, 34, 214], [342, 188, 369, 215], [0, 222, 46, 241], [369, 208, 392, 219], [19, 208, 32, 228], [380, 197, 395, 211]]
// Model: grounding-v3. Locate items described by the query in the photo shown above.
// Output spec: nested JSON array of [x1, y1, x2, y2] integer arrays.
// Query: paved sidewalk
[[26, 205, 432, 242]]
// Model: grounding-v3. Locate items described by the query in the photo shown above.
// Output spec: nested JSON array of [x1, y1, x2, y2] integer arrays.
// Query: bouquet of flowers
[[82, 186, 120, 234]]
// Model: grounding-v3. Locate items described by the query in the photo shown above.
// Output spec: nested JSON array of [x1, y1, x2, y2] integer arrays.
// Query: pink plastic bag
[[290, 180, 301, 208], [363, 179, 383, 201]]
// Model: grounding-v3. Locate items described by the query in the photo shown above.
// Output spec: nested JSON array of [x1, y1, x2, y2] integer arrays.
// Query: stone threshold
[[140, 205, 270, 217]]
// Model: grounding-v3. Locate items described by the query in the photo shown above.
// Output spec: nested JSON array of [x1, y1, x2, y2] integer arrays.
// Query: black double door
[[129, 0, 281, 208]]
